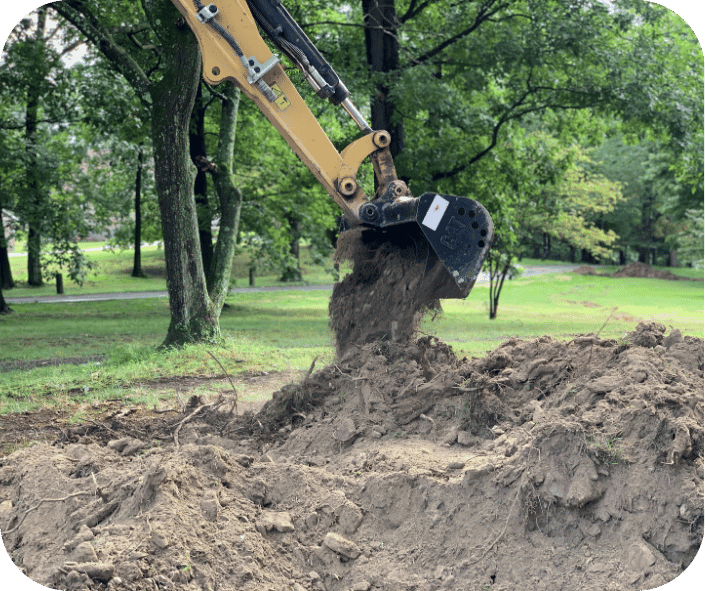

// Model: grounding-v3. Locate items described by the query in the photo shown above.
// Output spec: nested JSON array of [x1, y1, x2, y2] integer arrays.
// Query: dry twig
[[207, 351, 238, 415], [173, 402, 215, 448], [5, 490, 98, 535], [305, 356, 319, 380], [478, 485, 522, 559]]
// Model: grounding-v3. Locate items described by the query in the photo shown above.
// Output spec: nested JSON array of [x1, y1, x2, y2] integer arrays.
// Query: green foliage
[[677, 208, 704, 269]]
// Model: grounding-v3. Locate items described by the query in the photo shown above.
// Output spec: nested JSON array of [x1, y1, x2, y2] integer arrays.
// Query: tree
[[1, 6, 81, 286], [0, 285, 11, 314], [676, 208, 704, 269], [53, 0, 243, 346]]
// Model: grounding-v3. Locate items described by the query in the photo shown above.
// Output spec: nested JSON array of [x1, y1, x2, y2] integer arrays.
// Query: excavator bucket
[[347, 192, 494, 301], [414, 193, 494, 299]]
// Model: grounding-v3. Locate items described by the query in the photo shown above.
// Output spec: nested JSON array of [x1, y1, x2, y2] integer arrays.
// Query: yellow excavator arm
[[170, 0, 494, 300], [170, 0, 400, 224]]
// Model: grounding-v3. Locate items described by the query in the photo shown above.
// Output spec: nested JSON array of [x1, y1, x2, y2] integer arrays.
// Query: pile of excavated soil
[[575, 262, 700, 281], [612, 262, 699, 280], [1, 322, 703, 591], [572, 265, 610, 277]]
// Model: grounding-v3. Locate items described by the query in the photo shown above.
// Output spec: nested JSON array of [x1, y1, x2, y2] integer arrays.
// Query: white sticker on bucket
[[421, 195, 449, 231]]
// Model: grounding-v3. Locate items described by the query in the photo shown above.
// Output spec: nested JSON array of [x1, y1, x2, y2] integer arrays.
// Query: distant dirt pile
[[574, 261, 701, 281], [1, 322, 703, 591]]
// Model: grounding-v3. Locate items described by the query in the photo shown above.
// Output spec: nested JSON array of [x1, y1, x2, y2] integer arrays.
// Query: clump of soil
[[329, 227, 437, 355], [1, 322, 703, 591]]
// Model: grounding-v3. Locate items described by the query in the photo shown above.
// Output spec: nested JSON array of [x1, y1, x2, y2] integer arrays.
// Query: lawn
[[6, 243, 339, 297], [1, 266, 702, 415]]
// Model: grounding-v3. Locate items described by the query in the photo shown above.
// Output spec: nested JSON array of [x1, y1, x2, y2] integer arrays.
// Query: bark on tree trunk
[[25, 7, 47, 287], [0, 223, 14, 289], [132, 144, 147, 278], [0, 287, 11, 314], [190, 83, 214, 274], [207, 84, 242, 311], [150, 26, 219, 347], [362, 0, 404, 158]]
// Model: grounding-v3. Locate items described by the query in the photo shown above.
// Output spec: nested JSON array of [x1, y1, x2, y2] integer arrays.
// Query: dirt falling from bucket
[[329, 227, 437, 357]]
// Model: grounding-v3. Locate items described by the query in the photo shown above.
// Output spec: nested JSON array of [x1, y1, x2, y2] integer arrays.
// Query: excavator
[[171, 0, 493, 305]]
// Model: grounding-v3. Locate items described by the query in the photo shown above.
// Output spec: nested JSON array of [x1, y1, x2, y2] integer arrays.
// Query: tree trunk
[[542, 232, 551, 260], [0, 287, 11, 315], [25, 7, 48, 287], [487, 252, 511, 320], [668, 249, 678, 267], [619, 249, 626, 265], [190, 83, 214, 274], [132, 144, 147, 278], [362, 0, 404, 158], [0, 219, 14, 290], [636, 246, 649, 264], [56, 272, 64, 294], [279, 213, 302, 282], [581, 248, 598, 264], [150, 21, 219, 348], [207, 83, 243, 311]]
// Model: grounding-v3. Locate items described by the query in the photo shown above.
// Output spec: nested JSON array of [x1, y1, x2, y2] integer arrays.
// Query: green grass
[[423, 272, 704, 355], [1, 269, 702, 416], [7, 244, 339, 297]]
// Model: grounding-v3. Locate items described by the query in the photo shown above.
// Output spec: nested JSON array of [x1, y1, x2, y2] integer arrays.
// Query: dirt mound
[[579, 261, 699, 281], [572, 265, 610, 277], [2, 322, 704, 590]]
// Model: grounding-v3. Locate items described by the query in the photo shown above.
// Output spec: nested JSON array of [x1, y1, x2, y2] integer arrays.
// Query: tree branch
[[411, 1, 511, 67], [50, 0, 152, 102], [401, 0, 434, 23], [300, 20, 367, 30], [107, 22, 152, 35]]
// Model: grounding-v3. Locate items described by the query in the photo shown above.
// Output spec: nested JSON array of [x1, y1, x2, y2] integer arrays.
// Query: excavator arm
[[170, 0, 494, 299]]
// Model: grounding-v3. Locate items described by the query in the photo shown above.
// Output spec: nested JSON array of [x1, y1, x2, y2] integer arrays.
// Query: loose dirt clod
[[1, 323, 703, 591]]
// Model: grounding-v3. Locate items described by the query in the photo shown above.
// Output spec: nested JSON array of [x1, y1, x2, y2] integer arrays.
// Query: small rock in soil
[[323, 532, 361, 559]]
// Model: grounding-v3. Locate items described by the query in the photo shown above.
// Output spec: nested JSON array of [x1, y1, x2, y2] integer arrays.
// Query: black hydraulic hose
[[192, 0, 245, 58], [189, 1, 275, 100]]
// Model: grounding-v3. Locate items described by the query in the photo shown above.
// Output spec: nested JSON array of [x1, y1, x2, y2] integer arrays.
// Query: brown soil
[[575, 262, 701, 281], [329, 228, 438, 356], [1, 321, 703, 591]]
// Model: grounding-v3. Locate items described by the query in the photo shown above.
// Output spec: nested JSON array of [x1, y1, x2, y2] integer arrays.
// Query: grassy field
[[1, 259, 702, 415], [6, 243, 337, 297], [7, 243, 703, 297]]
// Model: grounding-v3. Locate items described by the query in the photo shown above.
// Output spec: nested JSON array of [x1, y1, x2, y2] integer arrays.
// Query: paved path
[[5, 265, 580, 305]]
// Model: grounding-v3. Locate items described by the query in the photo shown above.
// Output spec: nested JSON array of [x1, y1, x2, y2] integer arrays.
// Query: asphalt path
[[5, 265, 580, 305]]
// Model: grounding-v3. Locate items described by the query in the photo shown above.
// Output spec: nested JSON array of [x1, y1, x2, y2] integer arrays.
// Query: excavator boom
[[170, 0, 493, 299]]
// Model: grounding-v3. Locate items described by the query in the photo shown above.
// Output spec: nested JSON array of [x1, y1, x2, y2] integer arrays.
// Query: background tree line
[[0, 0, 702, 331]]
